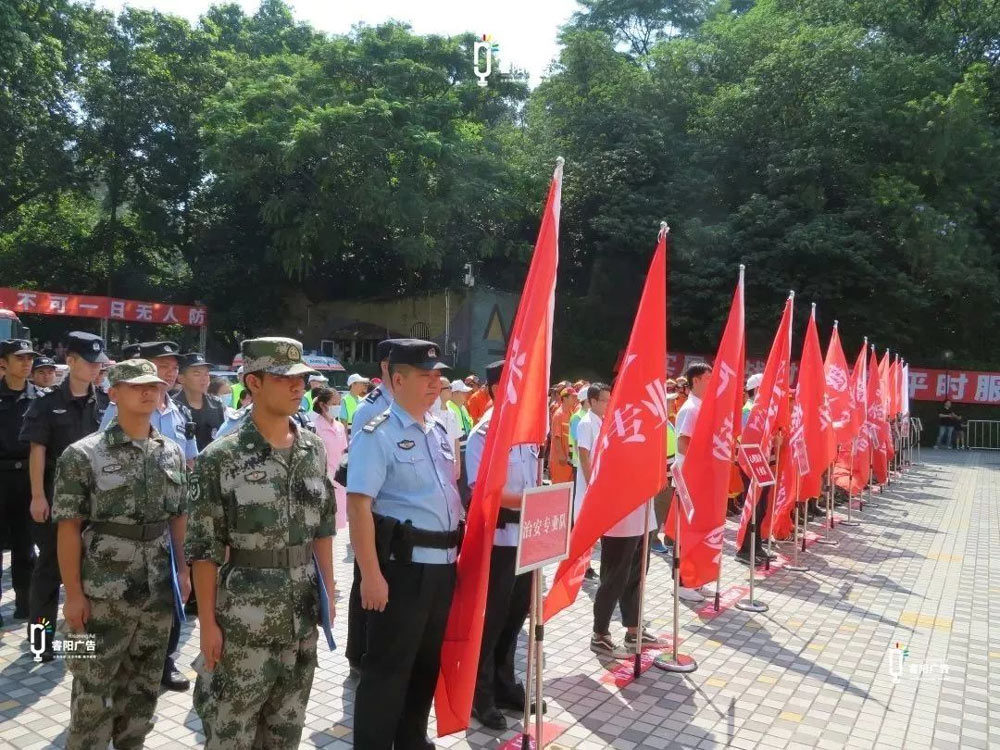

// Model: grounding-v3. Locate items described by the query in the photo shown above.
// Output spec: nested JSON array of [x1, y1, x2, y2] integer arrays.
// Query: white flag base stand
[[653, 509, 698, 674], [785, 504, 809, 572]]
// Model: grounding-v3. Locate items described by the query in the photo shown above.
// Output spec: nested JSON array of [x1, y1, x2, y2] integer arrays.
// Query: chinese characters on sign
[[515, 482, 573, 575], [0, 287, 208, 327], [739, 444, 776, 487]]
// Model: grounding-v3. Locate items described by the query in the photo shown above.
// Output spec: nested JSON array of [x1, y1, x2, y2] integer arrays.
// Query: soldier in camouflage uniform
[[186, 337, 336, 750], [52, 359, 189, 750]]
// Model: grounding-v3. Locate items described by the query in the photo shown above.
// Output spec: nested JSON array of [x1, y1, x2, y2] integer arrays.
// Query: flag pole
[[736, 477, 768, 613], [840, 437, 860, 526], [533, 569, 544, 748], [786, 471, 808, 572], [633, 498, 653, 678], [521, 571, 537, 749], [653, 504, 698, 674], [815, 459, 838, 546]]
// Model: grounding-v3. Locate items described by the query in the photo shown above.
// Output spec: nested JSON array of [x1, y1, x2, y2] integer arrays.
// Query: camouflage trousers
[[194, 629, 318, 750], [64, 598, 172, 750]]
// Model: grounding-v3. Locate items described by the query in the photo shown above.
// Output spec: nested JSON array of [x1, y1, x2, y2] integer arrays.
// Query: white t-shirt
[[574, 410, 602, 518], [673, 394, 702, 466]]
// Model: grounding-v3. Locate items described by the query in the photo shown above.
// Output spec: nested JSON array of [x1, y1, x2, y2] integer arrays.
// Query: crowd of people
[[0, 332, 900, 749]]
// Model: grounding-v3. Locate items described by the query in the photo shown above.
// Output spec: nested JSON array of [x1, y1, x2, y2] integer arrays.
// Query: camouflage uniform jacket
[[52, 422, 187, 610], [185, 415, 336, 646]]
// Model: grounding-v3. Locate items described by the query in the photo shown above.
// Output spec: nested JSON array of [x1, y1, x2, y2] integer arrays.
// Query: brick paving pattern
[[0, 450, 996, 749]]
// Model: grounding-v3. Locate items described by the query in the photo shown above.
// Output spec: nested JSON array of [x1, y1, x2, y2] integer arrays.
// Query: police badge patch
[[397, 440, 415, 450]]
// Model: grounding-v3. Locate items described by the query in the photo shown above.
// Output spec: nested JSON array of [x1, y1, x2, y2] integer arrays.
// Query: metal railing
[[967, 420, 1000, 450]]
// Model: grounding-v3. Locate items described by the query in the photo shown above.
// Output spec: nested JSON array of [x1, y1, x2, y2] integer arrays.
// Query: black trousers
[[28, 515, 60, 649], [0, 469, 34, 603], [475, 545, 531, 711], [345, 562, 365, 665], [593, 534, 648, 636], [354, 561, 456, 750], [738, 477, 771, 556]]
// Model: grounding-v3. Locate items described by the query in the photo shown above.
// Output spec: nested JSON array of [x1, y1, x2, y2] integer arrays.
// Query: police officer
[[344, 337, 402, 675], [174, 352, 225, 452], [347, 338, 462, 749], [186, 337, 336, 750], [53, 359, 188, 750], [351, 339, 404, 435], [99, 340, 196, 690], [30, 356, 58, 390], [466, 360, 540, 730], [20, 332, 110, 661], [0, 339, 42, 625]]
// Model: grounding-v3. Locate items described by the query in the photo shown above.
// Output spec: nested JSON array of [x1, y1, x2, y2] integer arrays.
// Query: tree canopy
[[2, 0, 999, 369]]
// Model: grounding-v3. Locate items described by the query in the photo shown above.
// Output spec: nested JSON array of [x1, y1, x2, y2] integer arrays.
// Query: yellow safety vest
[[343, 393, 360, 425]]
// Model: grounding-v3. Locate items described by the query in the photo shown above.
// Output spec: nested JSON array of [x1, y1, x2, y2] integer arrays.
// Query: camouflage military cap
[[240, 337, 318, 377], [106, 358, 167, 387]]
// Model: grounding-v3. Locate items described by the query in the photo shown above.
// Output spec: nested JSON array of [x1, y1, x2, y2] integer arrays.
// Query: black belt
[[407, 524, 463, 549], [229, 541, 314, 568], [497, 507, 521, 528], [0, 458, 28, 471], [90, 520, 167, 542]]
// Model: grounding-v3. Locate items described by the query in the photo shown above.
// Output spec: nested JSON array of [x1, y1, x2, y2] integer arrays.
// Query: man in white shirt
[[579, 383, 669, 658], [671, 362, 714, 603], [575, 383, 605, 582]]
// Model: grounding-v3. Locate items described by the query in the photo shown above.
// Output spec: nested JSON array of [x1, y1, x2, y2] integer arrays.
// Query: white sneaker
[[698, 586, 715, 597], [677, 586, 705, 602]]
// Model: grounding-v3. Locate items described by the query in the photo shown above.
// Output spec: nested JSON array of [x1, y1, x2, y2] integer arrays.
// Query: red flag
[[762, 434, 797, 540], [869, 347, 889, 484], [543, 225, 669, 622], [434, 159, 561, 734], [834, 339, 871, 495], [669, 268, 745, 588], [795, 305, 835, 500], [824, 321, 855, 447], [736, 294, 792, 549]]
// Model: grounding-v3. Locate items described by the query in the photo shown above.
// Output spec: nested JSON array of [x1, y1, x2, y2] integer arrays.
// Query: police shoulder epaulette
[[364, 389, 381, 404], [432, 417, 449, 435], [362, 409, 391, 433]]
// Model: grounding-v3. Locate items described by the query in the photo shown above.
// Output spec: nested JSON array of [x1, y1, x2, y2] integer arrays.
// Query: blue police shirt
[[350, 383, 393, 443], [100, 394, 197, 461], [346, 401, 463, 564], [465, 407, 539, 547]]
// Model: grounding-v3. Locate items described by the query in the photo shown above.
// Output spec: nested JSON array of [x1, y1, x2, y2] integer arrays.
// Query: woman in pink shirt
[[312, 387, 347, 529]]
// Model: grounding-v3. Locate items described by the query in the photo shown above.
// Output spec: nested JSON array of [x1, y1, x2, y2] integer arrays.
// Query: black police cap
[[138, 341, 181, 360], [387, 339, 449, 370], [180, 352, 213, 371], [66, 331, 109, 364], [32, 356, 56, 371], [0, 339, 39, 358], [486, 360, 505, 386], [121, 344, 141, 360], [376, 338, 406, 363]]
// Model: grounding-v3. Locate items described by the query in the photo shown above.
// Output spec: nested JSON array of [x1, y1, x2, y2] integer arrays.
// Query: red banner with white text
[[0, 287, 208, 327]]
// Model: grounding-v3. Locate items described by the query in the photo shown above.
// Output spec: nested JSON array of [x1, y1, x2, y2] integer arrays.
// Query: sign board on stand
[[515, 482, 573, 575], [739, 443, 776, 487]]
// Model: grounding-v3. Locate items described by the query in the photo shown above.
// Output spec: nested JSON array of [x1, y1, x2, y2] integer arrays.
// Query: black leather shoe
[[472, 705, 507, 731], [161, 665, 190, 692]]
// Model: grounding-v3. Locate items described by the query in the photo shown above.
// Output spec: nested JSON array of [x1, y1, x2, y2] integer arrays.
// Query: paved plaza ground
[[1, 449, 997, 749]]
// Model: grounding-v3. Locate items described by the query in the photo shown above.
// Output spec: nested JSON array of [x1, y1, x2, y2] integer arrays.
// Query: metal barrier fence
[[967, 420, 1000, 450]]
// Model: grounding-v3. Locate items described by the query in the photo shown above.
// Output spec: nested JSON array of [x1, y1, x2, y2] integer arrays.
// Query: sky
[[94, 0, 580, 85]]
